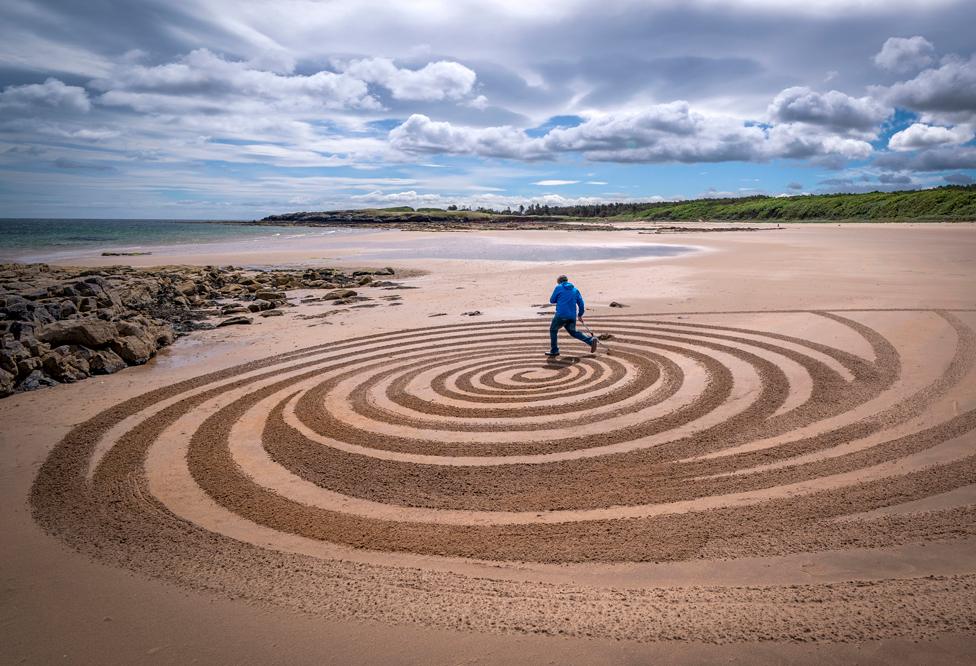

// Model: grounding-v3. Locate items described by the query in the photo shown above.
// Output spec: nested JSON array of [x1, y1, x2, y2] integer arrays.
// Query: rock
[[461, 310, 482, 316], [110, 335, 156, 364], [41, 346, 90, 382], [88, 349, 127, 375], [598, 333, 615, 341], [322, 289, 357, 301], [608, 301, 628, 308], [38, 319, 116, 347], [0, 368, 14, 396], [217, 316, 252, 327], [17, 356, 42, 377], [1, 262, 402, 399], [59, 299, 78, 317], [428, 313, 447, 317], [20, 369, 57, 391]]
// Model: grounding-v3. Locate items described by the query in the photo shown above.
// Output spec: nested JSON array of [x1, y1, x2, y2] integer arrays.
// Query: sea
[[0, 218, 699, 264], [0, 218, 374, 264]]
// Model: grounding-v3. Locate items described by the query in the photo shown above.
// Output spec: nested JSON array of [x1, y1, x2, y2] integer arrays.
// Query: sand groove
[[29, 309, 976, 643]]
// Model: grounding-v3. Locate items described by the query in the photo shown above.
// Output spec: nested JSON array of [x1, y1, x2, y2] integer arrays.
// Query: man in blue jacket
[[547, 275, 598, 357]]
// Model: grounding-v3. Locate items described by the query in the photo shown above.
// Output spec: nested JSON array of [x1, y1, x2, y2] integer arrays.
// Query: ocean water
[[0, 218, 698, 264], [0, 218, 374, 263]]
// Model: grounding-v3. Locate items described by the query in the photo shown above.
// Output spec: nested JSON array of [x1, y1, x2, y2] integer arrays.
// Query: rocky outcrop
[[0, 263, 401, 398]]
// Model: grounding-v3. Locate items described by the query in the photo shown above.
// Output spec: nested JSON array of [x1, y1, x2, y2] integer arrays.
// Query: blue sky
[[0, 0, 974, 219]]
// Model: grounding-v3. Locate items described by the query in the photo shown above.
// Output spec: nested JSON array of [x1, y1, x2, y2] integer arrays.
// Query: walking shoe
[[590, 338, 599, 353]]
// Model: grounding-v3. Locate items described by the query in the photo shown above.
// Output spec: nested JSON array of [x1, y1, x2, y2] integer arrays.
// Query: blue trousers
[[549, 315, 593, 354]]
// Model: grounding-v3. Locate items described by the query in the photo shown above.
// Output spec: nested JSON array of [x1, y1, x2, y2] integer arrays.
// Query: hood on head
[[561, 281, 575, 289]]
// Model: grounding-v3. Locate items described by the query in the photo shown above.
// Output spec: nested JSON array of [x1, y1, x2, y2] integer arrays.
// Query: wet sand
[[3, 223, 976, 663]]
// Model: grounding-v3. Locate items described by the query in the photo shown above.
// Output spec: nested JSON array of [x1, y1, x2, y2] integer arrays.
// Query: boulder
[[247, 299, 273, 312], [38, 319, 116, 347], [110, 335, 155, 364], [19, 369, 58, 391], [217, 316, 252, 327], [254, 290, 286, 301], [41, 346, 90, 382], [176, 280, 197, 296], [259, 310, 284, 317], [0, 368, 14, 396], [16, 356, 42, 377], [88, 349, 127, 375], [322, 289, 357, 301]]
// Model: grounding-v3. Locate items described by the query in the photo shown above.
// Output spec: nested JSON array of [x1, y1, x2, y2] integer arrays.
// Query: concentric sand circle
[[30, 309, 976, 642]]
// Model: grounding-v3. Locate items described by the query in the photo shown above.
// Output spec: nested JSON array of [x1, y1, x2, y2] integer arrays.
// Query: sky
[[0, 0, 974, 219]]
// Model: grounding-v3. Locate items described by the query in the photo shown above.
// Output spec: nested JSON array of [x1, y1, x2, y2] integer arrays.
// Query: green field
[[521, 185, 976, 221]]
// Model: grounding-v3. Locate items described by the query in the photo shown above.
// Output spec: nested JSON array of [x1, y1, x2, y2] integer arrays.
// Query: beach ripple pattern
[[30, 310, 976, 643]]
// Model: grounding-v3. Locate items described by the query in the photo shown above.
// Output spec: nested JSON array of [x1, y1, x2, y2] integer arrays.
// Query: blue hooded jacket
[[550, 281, 584, 319]]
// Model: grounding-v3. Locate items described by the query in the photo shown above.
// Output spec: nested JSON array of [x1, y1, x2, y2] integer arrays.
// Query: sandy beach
[[3, 223, 976, 664]]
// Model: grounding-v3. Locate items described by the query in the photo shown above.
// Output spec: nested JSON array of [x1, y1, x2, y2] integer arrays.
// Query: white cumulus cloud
[[340, 57, 476, 101], [888, 122, 974, 151], [767, 87, 890, 133], [390, 98, 877, 164], [0, 78, 90, 113], [873, 36, 936, 73], [882, 54, 976, 124]]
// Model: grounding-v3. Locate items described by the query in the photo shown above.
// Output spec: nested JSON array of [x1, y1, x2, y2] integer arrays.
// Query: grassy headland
[[257, 185, 976, 228]]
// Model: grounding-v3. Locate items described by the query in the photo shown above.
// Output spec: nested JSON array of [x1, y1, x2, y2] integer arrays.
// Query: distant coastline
[[251, 185, 976, 229]]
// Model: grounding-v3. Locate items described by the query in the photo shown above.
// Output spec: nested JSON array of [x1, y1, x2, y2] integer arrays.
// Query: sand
[[2, 223, 976, 664]]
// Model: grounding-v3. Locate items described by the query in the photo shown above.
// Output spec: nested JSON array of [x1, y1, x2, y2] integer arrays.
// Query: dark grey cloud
[[875, 146, 976, 171], [944, 173, 974, 184], [878, 171, 913, 184]]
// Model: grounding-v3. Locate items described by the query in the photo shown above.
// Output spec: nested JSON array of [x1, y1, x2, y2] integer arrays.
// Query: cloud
[[888, 122, 974, 151], [786, 181, 803, 190], [873, 36, 936, 73], [52, 157, 114, 172], [943, 173, 973, 184], [389, 113, 544, 159], [390, 100, 876, 165], [533, 179, 578, 186], [767, 87, 890, 133], [340, 57, 476, 101], [877, 171, 913, 184], [0, 78, 90, 113], [348, 189, 661, 210], [874, 145, 976, 171], [2, 2, 975, 217], [93, 48, 378, 113], [881, 54, 976, 123]]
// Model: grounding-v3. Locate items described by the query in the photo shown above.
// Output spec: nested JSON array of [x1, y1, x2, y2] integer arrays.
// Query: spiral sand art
[[30, 309, 976, 642]]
